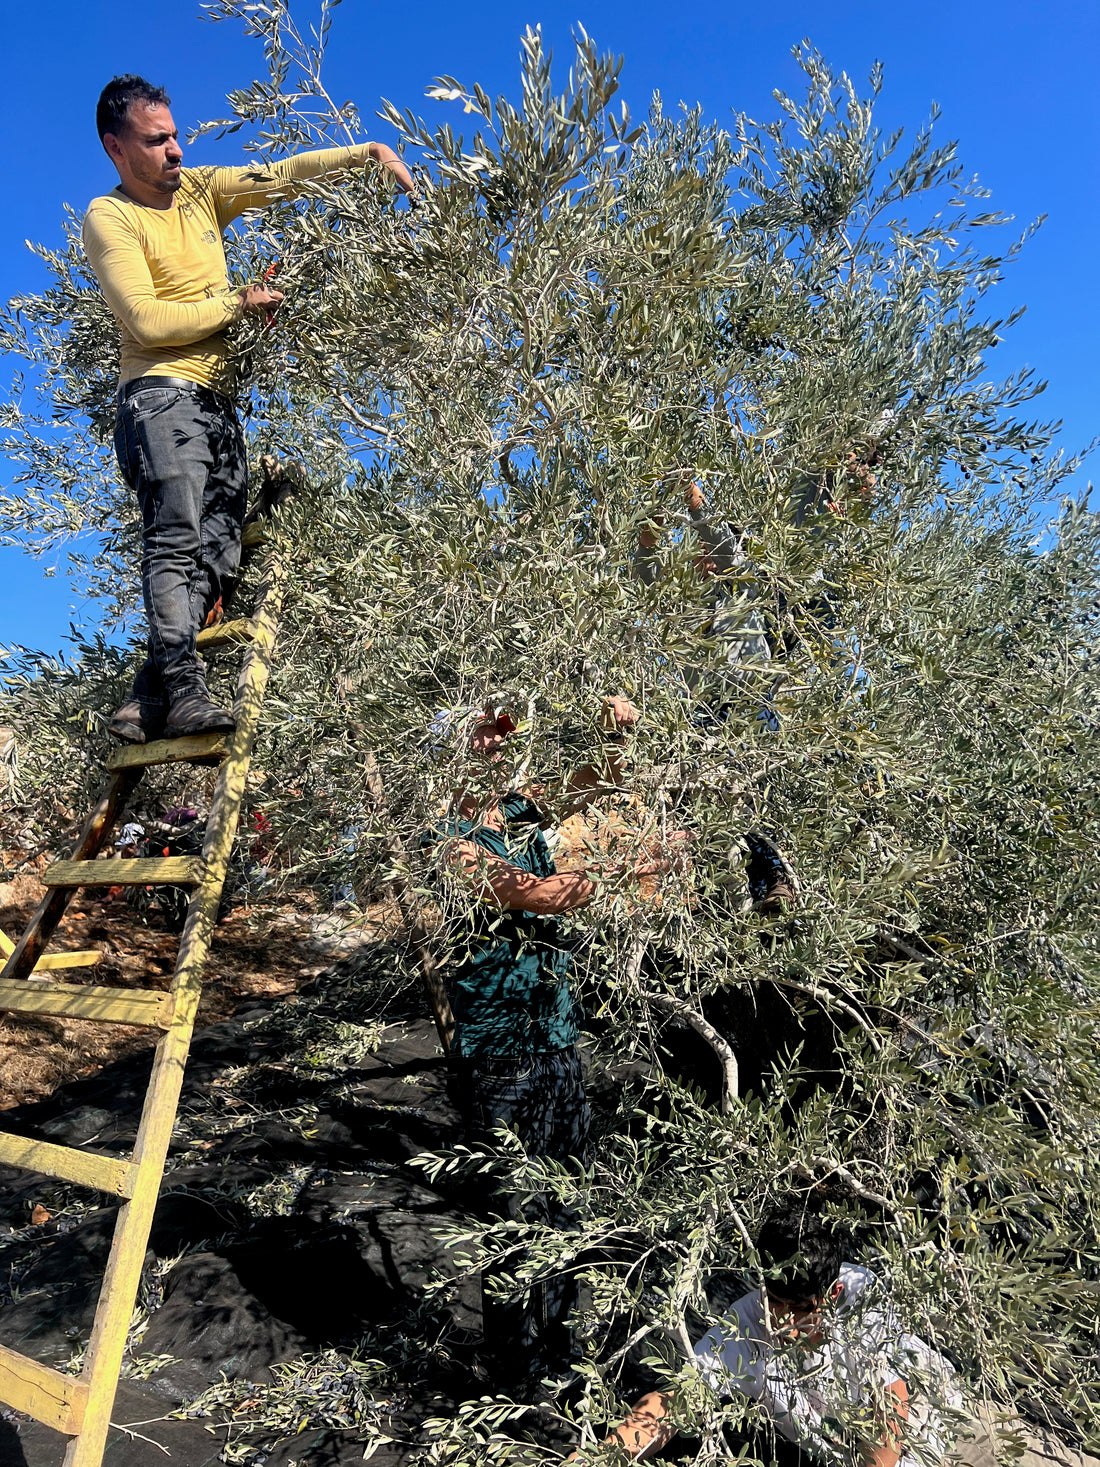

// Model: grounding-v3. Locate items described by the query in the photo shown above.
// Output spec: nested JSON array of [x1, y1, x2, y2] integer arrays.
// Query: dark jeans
[[451, 1046, 591, 1384], [114, 381, 248, 710]]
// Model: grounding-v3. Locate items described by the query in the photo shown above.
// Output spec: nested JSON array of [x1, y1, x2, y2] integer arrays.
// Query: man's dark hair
[[96, 76, 171, 141], [756, 1200, 844, 1300]]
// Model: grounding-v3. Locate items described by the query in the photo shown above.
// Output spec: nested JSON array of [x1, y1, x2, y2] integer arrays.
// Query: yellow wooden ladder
[[0, 526, 282, 1467]]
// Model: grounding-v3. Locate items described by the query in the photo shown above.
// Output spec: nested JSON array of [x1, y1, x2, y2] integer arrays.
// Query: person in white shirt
[[575, 1201, 1099, 1467]]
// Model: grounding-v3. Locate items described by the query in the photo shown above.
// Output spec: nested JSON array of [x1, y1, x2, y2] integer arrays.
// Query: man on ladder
[[83, 73, 416, 744]]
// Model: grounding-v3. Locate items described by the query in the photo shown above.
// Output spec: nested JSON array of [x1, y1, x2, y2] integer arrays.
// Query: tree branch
[[640, 989, 739, 1112]]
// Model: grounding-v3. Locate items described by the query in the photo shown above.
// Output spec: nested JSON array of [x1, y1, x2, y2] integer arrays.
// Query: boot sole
[[108, 724, 147, 745], [109, 720, 168, 745], [164, 718, 236, 739]]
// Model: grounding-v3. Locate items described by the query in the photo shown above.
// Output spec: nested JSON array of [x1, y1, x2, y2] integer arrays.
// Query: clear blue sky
[[0, 0, 1096, 655]]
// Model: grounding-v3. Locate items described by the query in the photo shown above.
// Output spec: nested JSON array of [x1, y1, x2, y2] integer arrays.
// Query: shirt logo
[[201, 230, 217, 245]]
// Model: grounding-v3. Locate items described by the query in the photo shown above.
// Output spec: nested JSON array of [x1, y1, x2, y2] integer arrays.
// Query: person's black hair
[[757, 1200, 844, 1301], [96, 76, 171, 141]]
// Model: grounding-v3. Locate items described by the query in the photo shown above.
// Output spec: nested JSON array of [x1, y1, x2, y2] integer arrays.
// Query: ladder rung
[[25, 949, 102, 971], [196, 617, 257, 651], [0, 979, 172, 1028], [0, 1131, 136, 1197], [0, 929, 100, 971], [106, 731, 230, 771], [0, 1342, 88, 1435], [42, 856, 204, 889]]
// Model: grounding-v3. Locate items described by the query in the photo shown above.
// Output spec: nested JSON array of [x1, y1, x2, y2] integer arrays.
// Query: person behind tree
[[578, 1198, 1100, 1467], [424, 694, 686, 1387], [84, 75, 416, 744], [634, 478, 795, 914]]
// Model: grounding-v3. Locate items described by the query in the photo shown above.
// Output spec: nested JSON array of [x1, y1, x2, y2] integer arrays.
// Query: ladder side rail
[[0, 771, 140, 983], [174, 560, 281, 1035], [63, 558, 283, 1467]]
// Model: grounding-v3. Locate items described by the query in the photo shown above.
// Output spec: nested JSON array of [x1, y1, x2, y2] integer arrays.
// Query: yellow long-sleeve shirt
[[82, 144, 373, 392]]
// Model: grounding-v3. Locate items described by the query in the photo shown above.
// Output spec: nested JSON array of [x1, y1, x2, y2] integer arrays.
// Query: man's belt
[[118, 375, 235, 408]]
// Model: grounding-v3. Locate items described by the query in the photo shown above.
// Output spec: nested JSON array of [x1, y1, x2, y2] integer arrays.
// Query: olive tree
[[2, 4, 1099, 1460]]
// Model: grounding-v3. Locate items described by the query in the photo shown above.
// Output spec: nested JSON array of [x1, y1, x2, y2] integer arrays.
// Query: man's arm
[[606, 1391, 677, 1461], [447, 831, 676, 917], [567, 1390, 677, 1463], [552, 695, 638, 819], [366, 141, 416, 195], [686, 481, 748, 579], [211, 141, 415, 225], [634, 518, 665, 587], [861, 1378, 908, 1467], [449, 840, 596, 916], [83, 207, 243, 350], [633, 481, 743, 587]]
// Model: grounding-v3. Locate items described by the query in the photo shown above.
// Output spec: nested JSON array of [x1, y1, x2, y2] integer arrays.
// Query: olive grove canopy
[[1, 2, 1099, 1458]]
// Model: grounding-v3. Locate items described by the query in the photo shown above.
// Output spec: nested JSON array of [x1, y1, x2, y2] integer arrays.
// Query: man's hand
[[238, 283, 284, 317], [367, 141, 418, 200], [601, 695, 640, 737], [584, 828, 692, 886], [846, 449, 878, 494], [630, 828, 693, 879]]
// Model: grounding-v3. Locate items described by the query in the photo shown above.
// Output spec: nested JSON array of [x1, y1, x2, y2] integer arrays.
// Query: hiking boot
[[756, 873, 796, 916], [164, 693, 236, 739], [107, 700, 166, 745]]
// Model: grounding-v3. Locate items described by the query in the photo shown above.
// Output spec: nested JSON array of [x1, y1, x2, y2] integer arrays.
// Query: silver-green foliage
[[2, 4, 1099, 1457]]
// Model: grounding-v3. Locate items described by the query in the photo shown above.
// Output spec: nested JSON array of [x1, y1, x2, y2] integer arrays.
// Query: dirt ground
[[0, 850, 354, 1110]]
